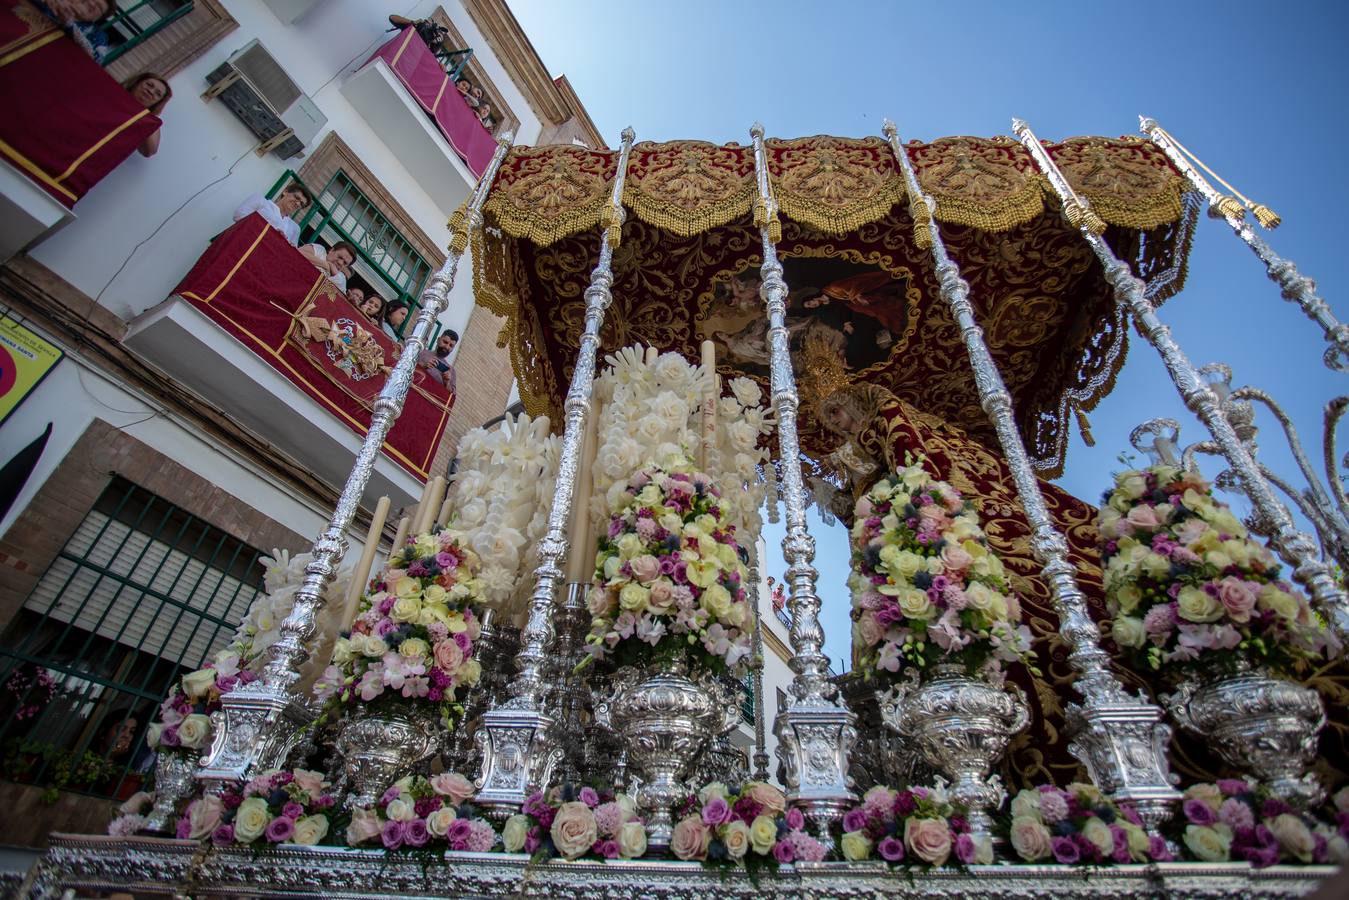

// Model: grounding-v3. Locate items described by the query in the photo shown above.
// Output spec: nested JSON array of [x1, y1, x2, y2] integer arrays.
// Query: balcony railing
[[0, 4, 159, 209]]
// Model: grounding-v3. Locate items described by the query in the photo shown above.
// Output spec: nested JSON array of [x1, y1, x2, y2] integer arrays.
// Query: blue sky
[[511, 0, 1349, 669]]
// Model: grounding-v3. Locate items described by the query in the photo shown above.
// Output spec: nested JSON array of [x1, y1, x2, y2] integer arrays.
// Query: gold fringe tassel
[[1075, 408, 1096, 447], [1214, 195, 1246, 221], [753, 196, 782, 244], [1063, 198, 1108, 235], [600, 204, 623, 248], [1155, 125, 1280, 229]]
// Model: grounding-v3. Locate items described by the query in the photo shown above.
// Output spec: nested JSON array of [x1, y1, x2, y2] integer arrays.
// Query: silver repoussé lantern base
[[141, 750, 198, 834], [595, 661, 738, 852], [1164, 660, 1327, 809], [336, 704, 442, 810], [880, 663, 1029, 838]]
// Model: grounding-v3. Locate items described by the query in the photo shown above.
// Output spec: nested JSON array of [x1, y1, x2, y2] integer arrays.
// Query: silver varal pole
[[475, 126, 637, 814], [1140, 117, 1349, 373], [749, 551, 770, 782], [749, 122, 857, 824], [1016, 117, 1349, 642], [883, 120, 1180, 831], [198, 135, 515, 785]]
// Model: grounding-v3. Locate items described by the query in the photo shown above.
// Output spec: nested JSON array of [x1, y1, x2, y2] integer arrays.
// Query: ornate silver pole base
[[141, 751, 198, 833], [773, 705, 857, 825], [1066, 701, 1179, 835], [197, 691, 316, 790]]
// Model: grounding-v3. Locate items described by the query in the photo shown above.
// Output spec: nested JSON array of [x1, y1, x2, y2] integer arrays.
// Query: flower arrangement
[[581, 459, 754, 675], [146, 650, 256, 756], [505, 784, 648, 861], [314, 529, 484, 729], [669, 780, 825, 870], [445, 413, 559, 616], [590, 346, 773, 556], [3, 664, 56, 721], [1002, 783, 1165, 865], [848, 459, 1032, 681], [345, 773, 496, 852], [1170, 781, 1349, 867], [1098, 466, 1337, 676], [194, 769, 337, 846], [108, 790, 155, 836], [836, 784, 975, 867]]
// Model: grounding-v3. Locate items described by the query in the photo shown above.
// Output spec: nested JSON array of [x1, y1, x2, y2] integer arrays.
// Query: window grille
[[0, 477, 265, 800], [740, 674, 755, 725], [100, 0, 195, 65]]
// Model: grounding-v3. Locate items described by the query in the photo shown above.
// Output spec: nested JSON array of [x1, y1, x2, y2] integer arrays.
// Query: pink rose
[[940, 543, 972, 574], [291, 769, 326, 801], [904, 817, 952, 866], [346, 808, 382, 846], [671, 815, 711, 860], [1125, 505, 1160, 529], [648, 580, 675, 613], [550, 801, 599, 860], [586, 586, 614, 617], [433, 639, 465, 673], [465, 613, 481, 640], [629, 555, 661, 584], [186, 796, 224, 840], [430, 772, 475, 805], [856, 611, 883, 647], [1216, 577, 1258, 623], [855, 498, 874, 518], [1009, 816, 1052, 862], [743, 782, 787, 816]]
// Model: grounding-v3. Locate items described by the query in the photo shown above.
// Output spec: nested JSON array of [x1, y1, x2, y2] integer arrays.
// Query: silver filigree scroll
[[336, 704, 442, 810]]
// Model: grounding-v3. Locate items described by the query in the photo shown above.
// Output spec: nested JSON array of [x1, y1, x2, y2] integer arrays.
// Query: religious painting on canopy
[[697, 256, 921, 384]]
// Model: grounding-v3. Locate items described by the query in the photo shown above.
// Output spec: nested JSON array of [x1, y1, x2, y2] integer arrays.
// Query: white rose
[[180, 668, 216, 700], [386, 797, 416, 822], [1111, 616, 1147, 649], [729, 377, 762, 408], [176, 714, 212, 750], [234, 797, 270, 843], [618, 820, 647, 858], [292, 814, 329, 846], [502, 813, 529, 852], [427, 807, 457, 838]]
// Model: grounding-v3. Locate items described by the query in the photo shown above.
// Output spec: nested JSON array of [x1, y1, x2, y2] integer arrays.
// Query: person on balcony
[[455, 78, 473, 103], [233, 183, 310, 247], [32, 0, 111, 59], [466, 84, 484, 109], [417, 330, 458, 392], [357, 293, 386, 324], [476, 103, 494, 129], [122, 73, 170, 157], [346, 286, 365, 309], [299, 240, 355, 293], [383, 302, 409, 342]]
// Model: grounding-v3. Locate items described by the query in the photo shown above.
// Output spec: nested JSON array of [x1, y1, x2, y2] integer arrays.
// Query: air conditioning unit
[[203, 39, 327, 159]]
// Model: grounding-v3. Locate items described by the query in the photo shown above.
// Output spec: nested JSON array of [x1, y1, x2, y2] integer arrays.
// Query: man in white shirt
[[298, 240, 356, 293], [233, 183, 311, 247]]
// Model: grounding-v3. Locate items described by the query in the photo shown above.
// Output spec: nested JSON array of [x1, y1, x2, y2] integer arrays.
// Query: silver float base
[[17, 834, 1337, 898]]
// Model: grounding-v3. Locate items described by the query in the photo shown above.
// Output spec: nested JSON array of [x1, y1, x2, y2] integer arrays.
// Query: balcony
[[0, 4, 160, 259], [341, 28, 497, 216], [123, 215, 456, 506]]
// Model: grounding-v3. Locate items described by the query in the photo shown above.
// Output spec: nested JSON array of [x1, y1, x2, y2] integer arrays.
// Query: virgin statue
[[817, 381, 1349, 790]]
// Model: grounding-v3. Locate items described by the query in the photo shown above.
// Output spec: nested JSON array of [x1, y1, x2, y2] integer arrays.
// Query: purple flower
[[160, 725, 181, 747], [1110, 825, 1131, 864], [877, 835, 905, 862], [378, 597, 395, 615], [175, 817, 191, 839], [380, 787, 401, 806], [701, 797, 731, 826], [381, 820, 405, 850], [265, 816, 295, 843], [954, 833, 977, 864], [453, 632, 473, 654], [786, 808, 806, 831], [211, 824, 235, 845], [1262, 798, 1293, 819], [447, 817, 472, 851], [579, 786, 600, 808], [1149, 835, 1173, 862], [773, 839, 795, 864], [1118, 804, 1143, 827], [375, 619, 399, 637], [731, 796, 762, 824], [435, 551, 456, 570], [598, 838, 620, 859], [1217, 779, 1249, 797], [1240, 842, 1280, 869], [1051, 836, 1080, 865], [414, 797, 441, 819], [893, 790, 917, 817], [841, 808, 869, 833], [404, 818, 429, 847], [1218, 797, 1255, 831], [282, 801, 303, 820], [524, 829, 541, 855], [1183, 798, 1217, 826]]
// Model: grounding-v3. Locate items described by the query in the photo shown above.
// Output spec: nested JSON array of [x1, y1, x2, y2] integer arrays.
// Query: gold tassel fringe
[[1155, 125, 1282, 230], [1214, 195, 1246, 220], [1075, 408, 1096, 447], [1252, 203, 1281, 230]]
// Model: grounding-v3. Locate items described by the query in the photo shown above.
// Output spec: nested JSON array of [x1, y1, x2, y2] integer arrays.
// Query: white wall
[[29, 0, 541, 340]]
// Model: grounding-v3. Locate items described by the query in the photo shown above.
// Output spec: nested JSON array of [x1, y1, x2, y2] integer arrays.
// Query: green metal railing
[[740, 674, 755, 725], [0, 477, 265, 801], [101, 0, 194, 65], [265, 169, 435, 341], [436, 47, 473, 82]]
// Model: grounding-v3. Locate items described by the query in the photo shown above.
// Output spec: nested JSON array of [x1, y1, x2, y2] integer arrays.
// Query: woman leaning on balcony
[[123, 72, 171, 157]]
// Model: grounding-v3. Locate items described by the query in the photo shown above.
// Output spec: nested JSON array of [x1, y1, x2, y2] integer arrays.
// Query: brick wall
[[0, 419, 308, 627], [431, 303, 516, 474]]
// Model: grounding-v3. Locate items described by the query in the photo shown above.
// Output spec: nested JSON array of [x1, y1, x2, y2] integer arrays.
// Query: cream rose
[[234, 797, 271, 843], [618, 582, 650, 613], [391, 596, 422, 623], [176, 713, 212, 750], [1111, 615, 1147, 649], [700, 583, 733, 620], [501, 813, 529, 852], [1009, 789, 1041, 821], [1009, 816, 1052, 861], [180, 667, 216, 701], [1176, 585, 1223, 623], [386, 797, 416, 822], [1182, 824, 1233, 862], [897, 587, 935, 621], [550, 801, 599, 860], [346, 807, 383, 846], [1121, 822, 1150, 862], [186, 795, 223, 839], [292, 814, 329, 846], [1183, 782, 1223, 811], [671, 815, 710, 860], [458, 658, 482, 686], [618, 820, 647, 858], [904, 817, 952, 866], [398, 637, 430, 661], [746, 813, 778, 855], [1082, 818, 1114, 855], [841, 830, 873, 861], [427, 807, 457, 838], [1269, 813, 1316, 862], [629, 554, 661, 584], [723, 820, 752, 859]]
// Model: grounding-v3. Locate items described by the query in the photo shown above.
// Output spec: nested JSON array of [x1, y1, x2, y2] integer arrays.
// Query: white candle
[[414, 476, 445, 535], [341, 495, 391, 631], [645, 345, 659, 365], [411, 478, 437, 536], [700, 340, 718, 470], [390, 515, 412, 557]]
